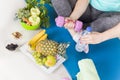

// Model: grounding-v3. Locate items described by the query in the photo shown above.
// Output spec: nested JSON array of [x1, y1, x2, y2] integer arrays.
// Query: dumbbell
[[55, 16, 83, 32]]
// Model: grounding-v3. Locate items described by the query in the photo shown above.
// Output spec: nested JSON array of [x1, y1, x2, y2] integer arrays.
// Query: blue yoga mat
[[45, 5, 120, 80]]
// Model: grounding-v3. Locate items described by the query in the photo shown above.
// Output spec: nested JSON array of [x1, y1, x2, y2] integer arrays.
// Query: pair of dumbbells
[[55, 16, 83, 32]]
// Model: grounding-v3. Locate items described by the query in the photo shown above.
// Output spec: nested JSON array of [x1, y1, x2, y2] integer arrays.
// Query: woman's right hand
[[64, 17, 76, 29]]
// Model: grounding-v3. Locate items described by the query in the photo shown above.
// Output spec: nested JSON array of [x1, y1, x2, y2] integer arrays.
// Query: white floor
[[0, 0, 71, 80]]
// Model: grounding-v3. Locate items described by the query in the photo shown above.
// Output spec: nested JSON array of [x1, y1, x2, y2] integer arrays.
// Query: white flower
[[30, 7, 40, 16], [29, 15, 40, 26]]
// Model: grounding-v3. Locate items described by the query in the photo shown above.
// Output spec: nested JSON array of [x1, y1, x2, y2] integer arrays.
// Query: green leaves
[[25, 0, 37, 9], [16, 7, 31, 21], [16, 0, 51, 28], [25, 0, 51, 7], [38, 5, 50, 28], [40, 0, 51, 5], [26, 0, 51, 28]]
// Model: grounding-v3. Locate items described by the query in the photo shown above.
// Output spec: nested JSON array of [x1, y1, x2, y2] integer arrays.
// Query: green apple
[[45, 55, 57, 67]]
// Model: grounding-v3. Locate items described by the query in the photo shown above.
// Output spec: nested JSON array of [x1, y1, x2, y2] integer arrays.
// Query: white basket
[[20, 44, 66, 73]]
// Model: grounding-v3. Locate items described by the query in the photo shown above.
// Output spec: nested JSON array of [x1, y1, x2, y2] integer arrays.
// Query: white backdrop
[[0, 0, 71, 80]]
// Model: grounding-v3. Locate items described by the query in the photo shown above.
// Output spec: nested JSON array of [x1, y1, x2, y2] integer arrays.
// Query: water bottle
[[75, 27, 92, 53]]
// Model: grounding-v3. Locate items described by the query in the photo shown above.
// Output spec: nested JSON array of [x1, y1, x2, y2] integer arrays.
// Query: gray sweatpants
[[51, 0, 120, 32]]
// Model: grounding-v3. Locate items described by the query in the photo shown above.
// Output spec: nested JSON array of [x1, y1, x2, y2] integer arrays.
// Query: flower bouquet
[[16, 0, 51, 30]]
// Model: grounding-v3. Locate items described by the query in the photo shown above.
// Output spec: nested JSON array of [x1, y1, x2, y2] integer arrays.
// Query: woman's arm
[[64, 0, 90, 34], [80, 23, 120, 44], [101, 23, 120, 41], [70, 0, 90, 20]]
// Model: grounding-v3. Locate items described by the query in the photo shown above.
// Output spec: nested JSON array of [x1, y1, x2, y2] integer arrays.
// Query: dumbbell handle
[[55, 16, 83, 32]]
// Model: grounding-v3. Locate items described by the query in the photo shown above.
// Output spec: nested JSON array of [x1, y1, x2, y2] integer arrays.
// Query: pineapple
[[57, 43, 70, 55], [35, 39, 69, 56], [36, 40, 58, 56]]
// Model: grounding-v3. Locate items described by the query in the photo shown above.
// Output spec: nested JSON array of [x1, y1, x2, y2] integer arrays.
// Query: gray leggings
[[51, 0, 120, 32]]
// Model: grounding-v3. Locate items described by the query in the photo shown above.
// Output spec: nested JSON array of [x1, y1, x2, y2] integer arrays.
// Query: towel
[[76, 59, 100, 80]]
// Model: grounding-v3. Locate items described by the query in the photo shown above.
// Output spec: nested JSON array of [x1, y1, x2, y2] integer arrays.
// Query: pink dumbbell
[[55, 16, 83, 32]]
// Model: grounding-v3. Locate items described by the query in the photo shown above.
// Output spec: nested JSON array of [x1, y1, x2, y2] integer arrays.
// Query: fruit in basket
[[28, 30, 47, 50], [42, 57, 47, 64], [33, 52, 46, 65], [36, 34, 48, 44], [45, 55, 57, 67], [29, 30, 46, 45], [32, 39, 70, 67], [32, 52, 56, 67], [36, 39, 58, 56], [36, 39, 70, 56], [35, 39, 69, 56]]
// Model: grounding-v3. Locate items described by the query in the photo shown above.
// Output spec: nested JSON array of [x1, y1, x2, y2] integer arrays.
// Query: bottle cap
[[86, 26, 92, 32]]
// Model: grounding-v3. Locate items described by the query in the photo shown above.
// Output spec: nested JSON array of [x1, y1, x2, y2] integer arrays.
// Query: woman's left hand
[[80, 32, 105, 44]]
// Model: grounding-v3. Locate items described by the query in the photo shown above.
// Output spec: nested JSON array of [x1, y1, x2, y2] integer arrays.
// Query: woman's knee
[[91, 15, 120, 32], [51, 0, 72, 17]]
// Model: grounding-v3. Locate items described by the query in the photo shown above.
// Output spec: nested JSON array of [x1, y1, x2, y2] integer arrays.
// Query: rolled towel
[[76, 59, 100, 80]]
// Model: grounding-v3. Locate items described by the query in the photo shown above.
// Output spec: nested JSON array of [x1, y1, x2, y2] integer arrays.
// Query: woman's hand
[[64, 17, 76, 29], [80, 32, 105, 44]]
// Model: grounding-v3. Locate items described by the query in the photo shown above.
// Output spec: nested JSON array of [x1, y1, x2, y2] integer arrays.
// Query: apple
[[45, 55, 56, 67]]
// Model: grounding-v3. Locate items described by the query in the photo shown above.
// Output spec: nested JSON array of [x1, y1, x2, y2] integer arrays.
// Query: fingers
[[64, 17, 75, 29], [80, 32, 103, 44], [64, 22, 75, 29], [80, 35, 92, 44], [81, 35, 92, 41], [65, 17, 75, 22]]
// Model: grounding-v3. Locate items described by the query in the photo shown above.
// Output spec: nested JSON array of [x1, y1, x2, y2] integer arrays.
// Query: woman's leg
[[69, 0, 77, 9], [51, 0, 93, 23], [91, 7, 103, 21], [79, 5, 103, 25], [51, 0, 74, 17], [91, 12, 120, 32]]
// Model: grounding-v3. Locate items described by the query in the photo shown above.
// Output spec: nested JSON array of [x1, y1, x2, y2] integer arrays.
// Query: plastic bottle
[[75, 26, 92, 53], [55, 16, 83, 32]]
